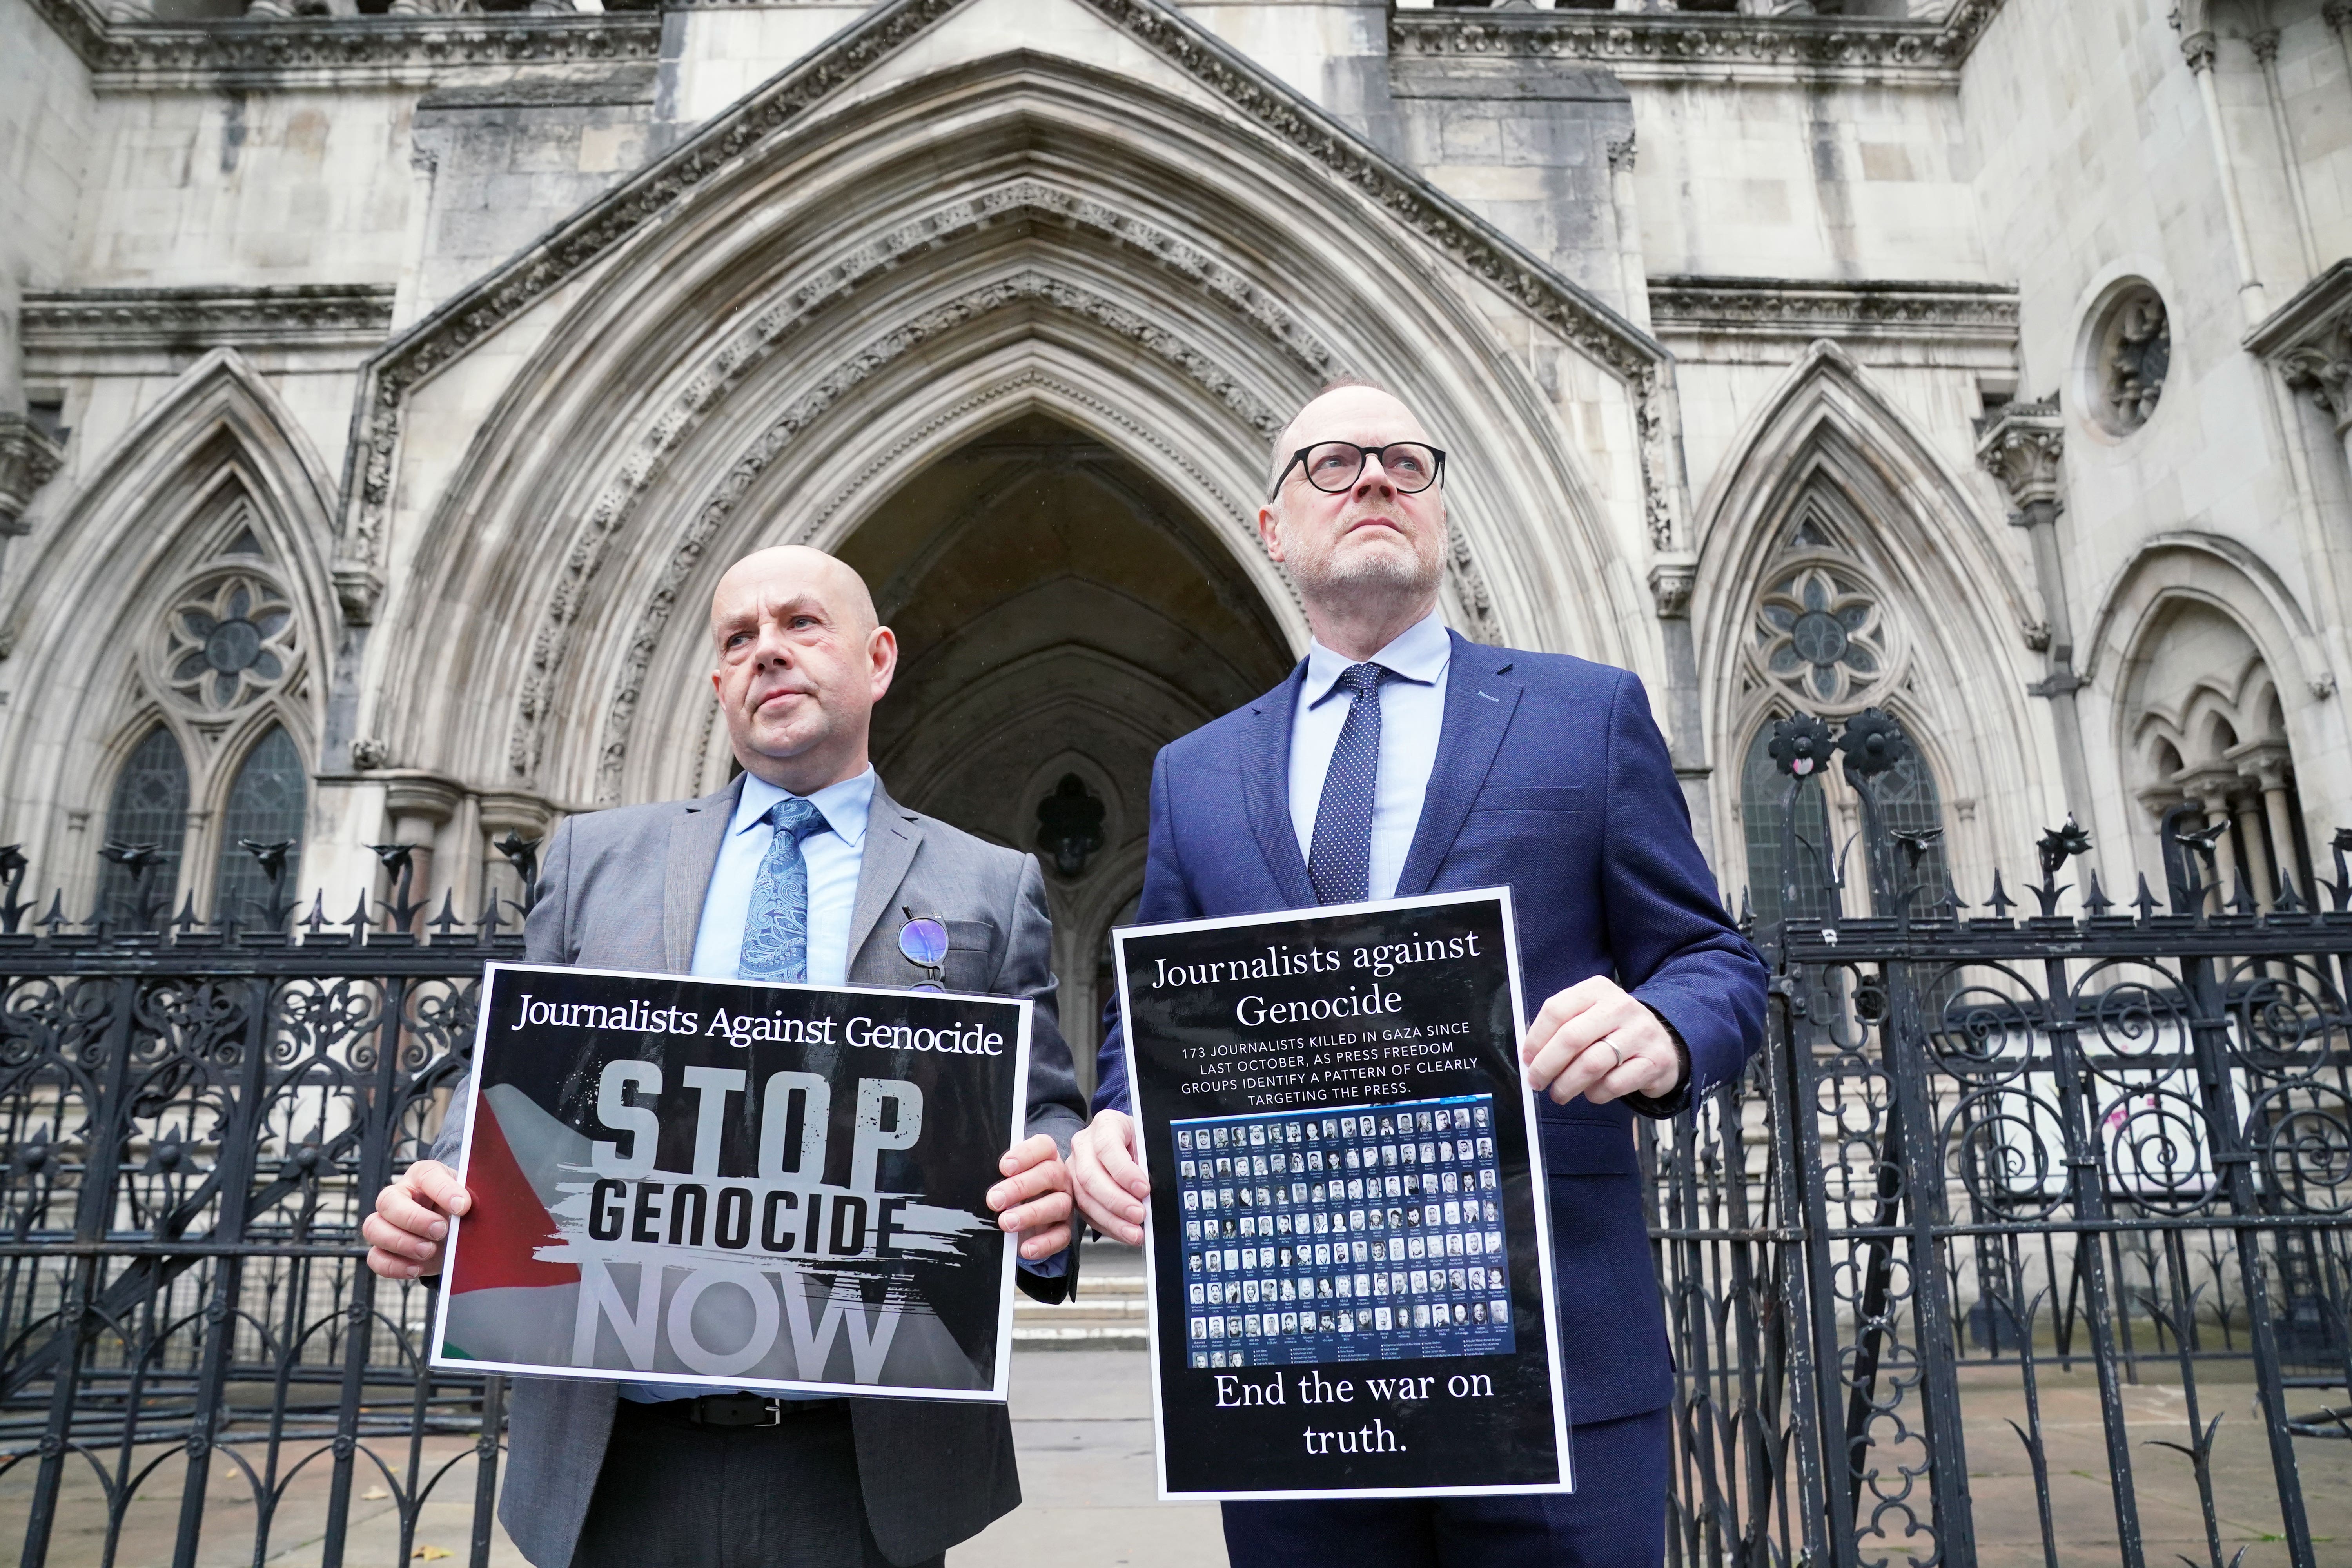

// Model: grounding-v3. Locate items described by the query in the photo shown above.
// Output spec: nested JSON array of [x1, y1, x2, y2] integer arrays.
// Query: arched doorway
[[836, 412, 1296, 1094]]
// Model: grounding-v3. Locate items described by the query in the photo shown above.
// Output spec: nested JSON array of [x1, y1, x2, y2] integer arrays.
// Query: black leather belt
[[647, 1392, 847, 1428]]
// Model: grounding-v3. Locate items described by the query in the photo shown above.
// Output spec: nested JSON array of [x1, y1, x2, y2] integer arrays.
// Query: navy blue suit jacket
[[1095, 631, 1767, 1424]]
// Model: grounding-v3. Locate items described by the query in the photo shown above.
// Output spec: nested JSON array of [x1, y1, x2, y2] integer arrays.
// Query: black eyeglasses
[[898, 908, 947, 992], [1271, 441, 1446, 501]]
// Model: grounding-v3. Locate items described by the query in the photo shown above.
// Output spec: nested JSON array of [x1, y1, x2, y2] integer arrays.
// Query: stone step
[[1013, 1240, 1150, 1346]]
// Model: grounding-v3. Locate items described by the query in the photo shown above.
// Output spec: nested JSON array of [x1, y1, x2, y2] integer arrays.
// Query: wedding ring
[[1598, 1040, 1622, 1072]]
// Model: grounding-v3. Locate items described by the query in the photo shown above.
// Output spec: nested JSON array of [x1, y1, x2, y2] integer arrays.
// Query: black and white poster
[[1114, 889, 1570, 1499], [429, 962, 1031, 1401]]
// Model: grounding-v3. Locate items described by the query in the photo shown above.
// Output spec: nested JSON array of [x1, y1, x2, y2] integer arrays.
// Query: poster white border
[[426, 959, 1031, 1404], [1112, 886, 1574, 1500]]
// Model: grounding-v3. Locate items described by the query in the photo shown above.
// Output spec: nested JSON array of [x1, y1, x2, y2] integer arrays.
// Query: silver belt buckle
[[757, 1397, 785, 1427]]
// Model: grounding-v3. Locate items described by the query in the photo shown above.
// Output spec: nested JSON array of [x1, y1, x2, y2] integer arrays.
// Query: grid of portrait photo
[[1171, 1095, 1514, 1370]]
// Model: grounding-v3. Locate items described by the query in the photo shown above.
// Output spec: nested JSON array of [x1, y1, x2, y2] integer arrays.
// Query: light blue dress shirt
[[689, 768, 874, 984], [625, 768, 870, 1404], [1287, 610, 1452, 903]]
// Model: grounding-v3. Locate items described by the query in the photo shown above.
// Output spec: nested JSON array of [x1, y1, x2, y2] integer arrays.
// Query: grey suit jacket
[[431, 773, 1086, 1568]]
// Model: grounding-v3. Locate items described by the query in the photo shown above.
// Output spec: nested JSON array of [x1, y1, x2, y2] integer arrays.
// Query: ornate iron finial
[[368, 842, 426, 933], [98, 840, 170, 931], [1768, 714, 1834, 778], [1836, 708, 1909, 779], [494, 830, 543, 914], [239, 837, 299, 933], [2132, 873, 2161, 922], [0, 844, 31, 935], [2273, 873, 2305, 916], [1889, 826, 1942, 868], [2036, 815, 2092, 880], [2029, 815, 2093, 916]]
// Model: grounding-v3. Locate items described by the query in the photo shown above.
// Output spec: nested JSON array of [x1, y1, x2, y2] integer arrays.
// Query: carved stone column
[[2235, 740, 2303, 899], [1646, 551, 1713, 863], [1975, 400, 2093, 818], [2179, 21, 2269, 323], [477, 789, 555, 917], [383, 775, 463, 915], [2177, 766, 2245, 909]]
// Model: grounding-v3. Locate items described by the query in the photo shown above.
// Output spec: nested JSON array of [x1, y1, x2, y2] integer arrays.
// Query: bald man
[[1070, 384, 1765, 1568], [364, 546, 1086, 1568]]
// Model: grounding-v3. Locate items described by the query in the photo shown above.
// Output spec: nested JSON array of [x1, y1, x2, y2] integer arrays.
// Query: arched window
[[1740, 721, 1832, 929], [1866, 747, 1953, 916], [213, 725, 307, 923], [98, 726, 191, 916], [1739, 719, 1951, 926]]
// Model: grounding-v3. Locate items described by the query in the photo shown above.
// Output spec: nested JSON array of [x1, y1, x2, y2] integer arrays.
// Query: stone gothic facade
[[3, 0, 2350, 1082]]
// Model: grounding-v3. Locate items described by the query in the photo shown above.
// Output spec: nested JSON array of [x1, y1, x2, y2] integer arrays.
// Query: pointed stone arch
[[2085, 534, 2341, 902], [349, 13, 1671, 807], [0, 349, 336, 909], [1691, 342, 2050, 898]]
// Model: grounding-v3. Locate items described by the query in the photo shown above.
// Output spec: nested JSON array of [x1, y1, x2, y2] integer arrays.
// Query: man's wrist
[[1624, 1001, 1692, 1119]]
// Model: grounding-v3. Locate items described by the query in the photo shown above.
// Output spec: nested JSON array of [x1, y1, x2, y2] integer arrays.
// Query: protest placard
[[430, 961, 1029, 1400], [1114, 889, 1571, 1497]]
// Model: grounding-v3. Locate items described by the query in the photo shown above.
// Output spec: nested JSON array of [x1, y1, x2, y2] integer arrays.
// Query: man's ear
[[1256, 501, 1287, 563], [867, 624, 899, 701]]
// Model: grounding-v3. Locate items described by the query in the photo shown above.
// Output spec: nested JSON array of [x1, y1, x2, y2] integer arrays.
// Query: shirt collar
[[1302, 610, 1452, 710], [730, 766, 875, 848]]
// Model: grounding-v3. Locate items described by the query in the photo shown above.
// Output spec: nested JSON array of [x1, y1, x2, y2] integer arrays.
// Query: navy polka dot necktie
[[1308, 662, 1390, 906]]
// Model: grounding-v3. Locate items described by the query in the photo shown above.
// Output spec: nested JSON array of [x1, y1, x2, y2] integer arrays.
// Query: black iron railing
[[0, 840, 538, 1568], [7, 739, 2349, 1566], [1653, 711, 2352, 1568]]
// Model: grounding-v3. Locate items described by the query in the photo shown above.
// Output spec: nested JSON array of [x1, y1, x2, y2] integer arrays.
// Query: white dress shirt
[[1287, 610, 1452, 902], [689, 768, 875, 984]]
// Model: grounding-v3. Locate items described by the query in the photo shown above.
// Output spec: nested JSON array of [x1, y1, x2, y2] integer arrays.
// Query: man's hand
[[363, 1159, 472, 1280], [1521, 978, 1681, 1106], [989, 1134, 1074, 1261], [1069, 1108, 1149, 1245]]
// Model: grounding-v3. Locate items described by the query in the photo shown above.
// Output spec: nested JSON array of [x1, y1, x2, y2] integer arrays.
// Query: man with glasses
[[1070, 381, 1766, 1567], [362, 546, 1085, 1568]]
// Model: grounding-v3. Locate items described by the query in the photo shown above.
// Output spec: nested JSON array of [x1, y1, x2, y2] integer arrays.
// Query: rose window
[[163, 574, 296, 712], [1755, 565, 1886, 707]]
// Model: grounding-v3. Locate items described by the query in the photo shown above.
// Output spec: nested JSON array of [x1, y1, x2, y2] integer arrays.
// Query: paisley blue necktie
[[1308, 662, 1389, 906], [738, 796, 830, 983]]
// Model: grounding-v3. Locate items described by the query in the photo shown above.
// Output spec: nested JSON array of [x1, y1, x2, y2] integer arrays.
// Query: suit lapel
[[664, 776, 742, 973], [1395, 633, 1522, 899], [847, 777, 922, 968], [1240, 663, 1317, 909]]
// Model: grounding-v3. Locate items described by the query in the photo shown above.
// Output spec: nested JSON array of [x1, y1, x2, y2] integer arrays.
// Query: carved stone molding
[[1647, 553, 1697, 619], [22, 0, 657, 85], [1973, 399, 2065, 514], [1648, 276, 2020, 345], [332, 562, 385, 626], [343, 0, 1672, 588], [1390, 0, 2008, 83], [2181, 28, 2218, 73], [23, 285, 396, 352], [0, 416, 68, 537], [539, 269, 1337, 795], [2246, 259, 2352, 434]]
